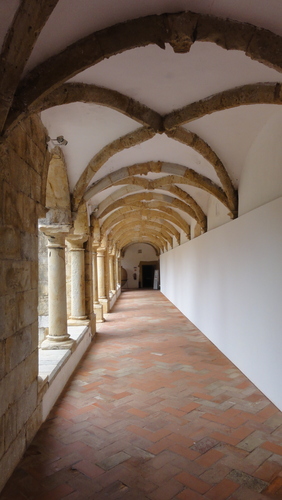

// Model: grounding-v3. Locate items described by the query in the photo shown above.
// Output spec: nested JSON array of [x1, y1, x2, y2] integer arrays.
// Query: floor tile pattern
[[2, 290, 282, 499]]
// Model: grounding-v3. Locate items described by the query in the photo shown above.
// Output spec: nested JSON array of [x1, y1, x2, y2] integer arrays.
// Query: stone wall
[[0, 115, 50, 491]]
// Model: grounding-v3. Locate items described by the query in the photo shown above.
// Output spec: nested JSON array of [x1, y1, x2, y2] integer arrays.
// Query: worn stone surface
[[164, 83, 282, 128], [101, 205, 190, 237], [85, 161, 229, 211], [73, 127, 156, 210], [30, 83, 163, 132], [227, 469, 268, 492], [0, 0, 59, 134], [0, 116, 48, 492]]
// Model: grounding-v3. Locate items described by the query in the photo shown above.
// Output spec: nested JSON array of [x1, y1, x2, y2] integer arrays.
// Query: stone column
[[40, 225, 73, 349], [109, 253, 116, 296], [92, 246, 104, 322], [97, 247, 109, 314], [67, 235, 88, 324], [118, 256, 122, 288], [116, 254, 121, 290]]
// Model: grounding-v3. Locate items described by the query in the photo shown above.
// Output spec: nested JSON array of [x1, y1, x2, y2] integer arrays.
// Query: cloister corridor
[[1, 290, 282, 500]]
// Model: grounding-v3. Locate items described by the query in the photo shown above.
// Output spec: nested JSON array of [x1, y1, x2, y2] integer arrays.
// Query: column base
[[99, 298, 110, 314], [41, 335, 74, 350], [94, 303, 104, 322], [68, 317, 89, 326], [89, 311, 96, 337]]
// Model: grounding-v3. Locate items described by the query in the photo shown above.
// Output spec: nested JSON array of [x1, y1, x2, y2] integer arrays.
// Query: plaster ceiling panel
[[68, 44, 282, 115], [88, 186, 121, 209], [40, 102, 140, 191], [90, 134, 220, 186], [24, 0, 282, 73], [185, 104, 280, 187], [174, 185, 211, 213], [0, 0, 19, 50]]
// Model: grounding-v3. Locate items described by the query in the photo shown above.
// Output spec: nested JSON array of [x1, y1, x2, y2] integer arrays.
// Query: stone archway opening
[[121, 243, 160, 289]]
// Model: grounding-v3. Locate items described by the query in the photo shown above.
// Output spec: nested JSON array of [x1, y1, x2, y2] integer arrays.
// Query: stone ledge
[[38, 324, 92, 421]]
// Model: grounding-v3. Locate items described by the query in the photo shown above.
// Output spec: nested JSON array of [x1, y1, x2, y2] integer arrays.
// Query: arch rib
[[6, 11, 282, 134], [98, 192, 201, 224], [166, 127, 237, 216], [111, 223, 173, 248], [100, 206, 189, 237], [72, 127, 156, 210], [95, 184, 206, 229], [27, 83, 163, 132], [85, 161, 228, 210], [102, 214, 181, 244], [108, 220, 174, 245], [164, 83, 282, 129]]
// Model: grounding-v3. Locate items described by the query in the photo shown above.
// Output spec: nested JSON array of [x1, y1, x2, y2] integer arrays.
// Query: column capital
[[67, 233, 88, 249], [97, 246, 106, 256], [39, 224, 71, 245]]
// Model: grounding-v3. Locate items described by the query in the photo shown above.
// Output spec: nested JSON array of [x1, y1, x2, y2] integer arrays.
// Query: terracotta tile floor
[[2, 290, 282, 499]]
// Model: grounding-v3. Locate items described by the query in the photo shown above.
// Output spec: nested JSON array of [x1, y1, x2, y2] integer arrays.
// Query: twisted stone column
[[40, 225, 73, 349]]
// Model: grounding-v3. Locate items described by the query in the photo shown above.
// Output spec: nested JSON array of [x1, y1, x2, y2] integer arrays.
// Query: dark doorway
[[142, 265, 155, 288]]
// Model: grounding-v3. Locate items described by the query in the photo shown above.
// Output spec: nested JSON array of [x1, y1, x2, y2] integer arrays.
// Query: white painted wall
[[239, 110, 282, 216], [207, 196, 231, 230], [160, 197, 282, 410], [122, 243, 158, 288]]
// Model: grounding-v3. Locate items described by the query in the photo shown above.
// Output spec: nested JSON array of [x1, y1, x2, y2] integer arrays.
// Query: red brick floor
[[2, 290, 282, 499]]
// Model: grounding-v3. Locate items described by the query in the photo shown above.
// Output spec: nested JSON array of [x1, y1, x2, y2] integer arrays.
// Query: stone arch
[[101, 212, 181, 244], [100, 205, 190, 237], [164, 82, 282, 128], [78, 126, 234, 215], [85, 161, 228, 210], [117, 233, 166, 252], [109, 180, 207, 229], [165, 127, 237, 215], [28, 83, 163, 132], [95, 184, 205, 228], [9, 10, 282, 133], [115, 230, 171, 251], [72, 127, 156, 210], [121, 242, 160, 257], [108, 220, 174, 248], [97, 192, 201, 224]]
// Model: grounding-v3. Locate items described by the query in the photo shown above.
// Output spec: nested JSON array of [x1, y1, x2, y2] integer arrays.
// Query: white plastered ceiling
[[2, 0, 282, 250]]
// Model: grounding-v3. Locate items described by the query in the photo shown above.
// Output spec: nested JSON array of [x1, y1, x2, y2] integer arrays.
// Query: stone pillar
[[109, 253, 116, 295], [97, 247, 109, 314], [116, 254, 121, 290], [118, 256, 122, 288], [67, 235, 88, 324], [40, 225, 73, 349], [92, 246, 104, 322]]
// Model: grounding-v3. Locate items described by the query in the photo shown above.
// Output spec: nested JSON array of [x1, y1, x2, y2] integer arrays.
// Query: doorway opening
[[139, 261, 159, 289], [142, 265, 155, 288]]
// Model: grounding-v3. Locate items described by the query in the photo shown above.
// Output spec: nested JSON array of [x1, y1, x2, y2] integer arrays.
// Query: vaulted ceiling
[[1, 0, 282, 254]]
